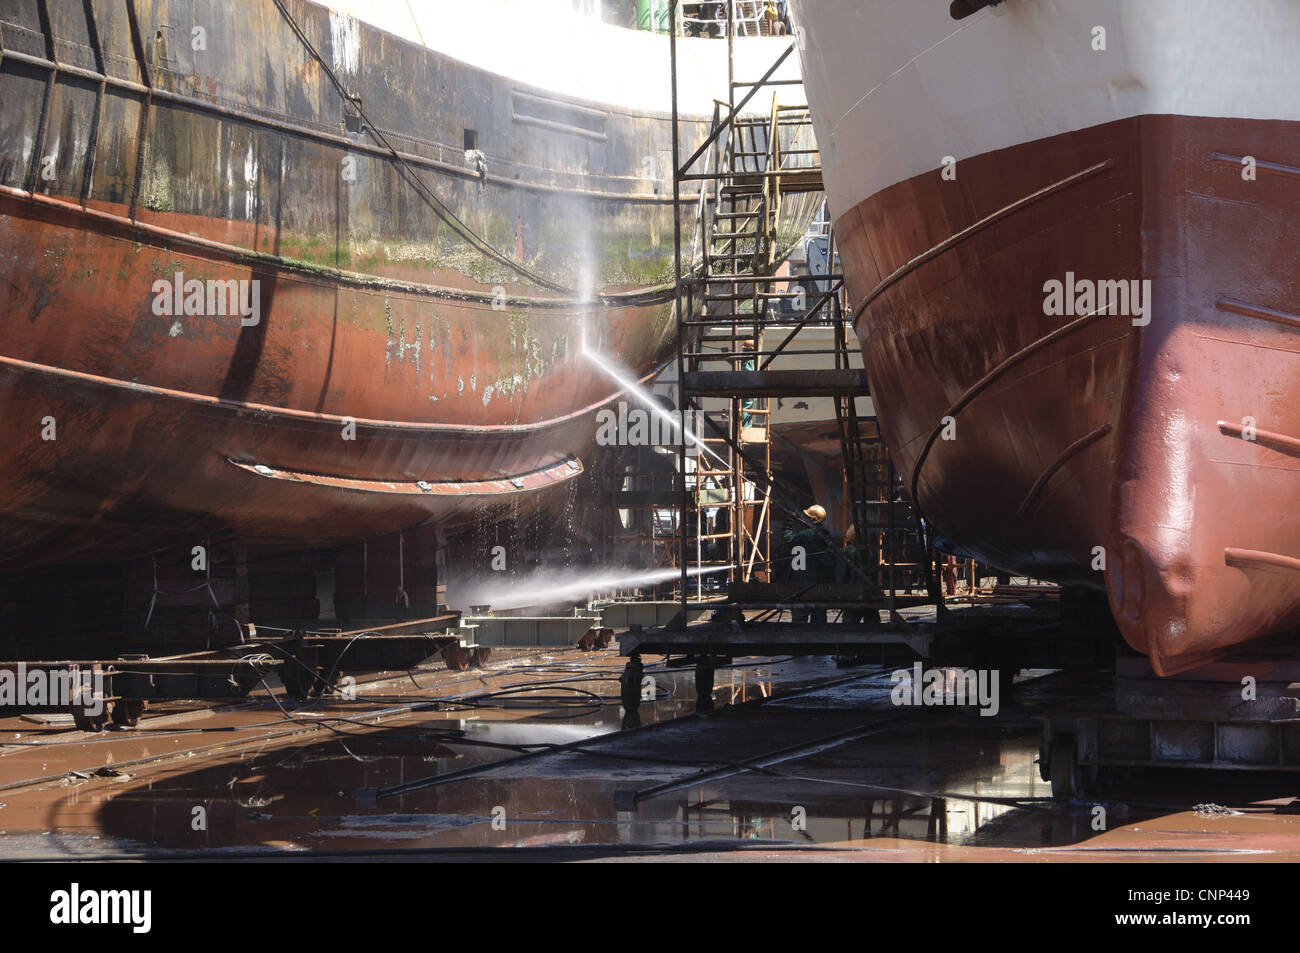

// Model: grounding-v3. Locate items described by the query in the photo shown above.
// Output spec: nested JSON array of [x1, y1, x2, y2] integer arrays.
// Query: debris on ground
[[1193, 802, 1241, 817]]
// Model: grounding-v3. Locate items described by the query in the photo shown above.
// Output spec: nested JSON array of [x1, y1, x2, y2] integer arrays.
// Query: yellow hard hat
[[803, 504, 826, 522]]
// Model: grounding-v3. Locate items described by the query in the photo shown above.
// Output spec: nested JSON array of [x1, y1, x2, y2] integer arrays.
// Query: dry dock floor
[[0, 649, 1298, 861]]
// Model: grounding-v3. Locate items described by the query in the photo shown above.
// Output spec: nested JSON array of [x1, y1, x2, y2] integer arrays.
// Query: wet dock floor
[[1, 649, 1299, 860]]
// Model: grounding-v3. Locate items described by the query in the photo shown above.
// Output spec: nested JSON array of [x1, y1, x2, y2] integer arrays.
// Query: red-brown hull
[[0, 188, 671, 569], [837, 114, 1300, 674]]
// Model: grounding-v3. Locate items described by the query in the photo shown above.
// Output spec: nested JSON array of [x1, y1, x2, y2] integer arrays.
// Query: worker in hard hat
[[783, 503, 834, 623], [765, 0, 785, 35]]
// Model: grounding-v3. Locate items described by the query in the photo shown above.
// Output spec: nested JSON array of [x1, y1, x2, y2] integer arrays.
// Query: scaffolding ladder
[[665, 1, 935, 629]]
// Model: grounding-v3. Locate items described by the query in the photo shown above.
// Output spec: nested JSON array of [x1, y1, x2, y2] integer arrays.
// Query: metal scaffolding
[[665, 1, 930, 630]]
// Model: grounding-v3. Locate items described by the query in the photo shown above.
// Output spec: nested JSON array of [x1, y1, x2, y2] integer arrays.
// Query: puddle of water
[[0, 652, 834, 852], [4, 652, 1299, 859]]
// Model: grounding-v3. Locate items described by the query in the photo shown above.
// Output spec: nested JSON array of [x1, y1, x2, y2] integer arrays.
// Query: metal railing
[[649, 2, 791, 38]]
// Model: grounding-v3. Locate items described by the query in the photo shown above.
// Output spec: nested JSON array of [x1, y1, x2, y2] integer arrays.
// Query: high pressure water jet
[[452, 565, 730, 612], [580, 335, 729, 468]]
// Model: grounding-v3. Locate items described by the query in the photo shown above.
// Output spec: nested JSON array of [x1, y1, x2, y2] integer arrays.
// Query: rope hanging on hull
[[269, 0, 576, 297]]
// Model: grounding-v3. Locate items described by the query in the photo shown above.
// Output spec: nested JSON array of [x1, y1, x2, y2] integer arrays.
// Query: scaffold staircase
[[665, 4, 936, 627], [679, 92, 824, 588]]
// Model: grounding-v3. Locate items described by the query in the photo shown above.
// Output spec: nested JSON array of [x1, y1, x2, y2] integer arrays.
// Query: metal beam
[[676, 42, 797, 176], [683, 368, 870, 397]]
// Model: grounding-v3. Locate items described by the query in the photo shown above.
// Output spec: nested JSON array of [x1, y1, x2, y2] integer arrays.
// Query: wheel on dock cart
[[441, 644, 472, 672], [70, 701, 109, 733], [694, 659, 716, 712], [281, 661, 315, 699], [110, 699, 145, 727], [1049, 733, 1079, 799]]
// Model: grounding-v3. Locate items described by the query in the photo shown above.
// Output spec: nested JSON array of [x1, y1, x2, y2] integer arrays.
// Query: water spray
[[454, 564, 731, 612], [580, 333, 729, 468]]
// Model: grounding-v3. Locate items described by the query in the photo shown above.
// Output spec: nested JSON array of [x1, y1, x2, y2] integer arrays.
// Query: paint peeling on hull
[[0, 0, 822, 567]]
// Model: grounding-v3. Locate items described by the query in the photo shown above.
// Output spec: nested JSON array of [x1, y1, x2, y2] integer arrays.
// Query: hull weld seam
[[1210, 152, 1300, 180], [1016, 423, 1113, 518], [1216, 296, 1300, 330], [1216, 419, 1300, 456], [0, 185, 675, 310], [853, 158, 1115, 316], [908, 307, 1116, 513], [1225, 548, 1300, 573], [0, 352, 655, 434]]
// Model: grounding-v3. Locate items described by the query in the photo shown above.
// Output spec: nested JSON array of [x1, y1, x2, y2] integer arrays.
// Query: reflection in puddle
[[6, 653, 1300, 858], [2, 654, 817, 853]]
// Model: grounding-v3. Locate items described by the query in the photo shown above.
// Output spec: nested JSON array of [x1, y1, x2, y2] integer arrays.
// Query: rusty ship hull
[[0, 186, 660, 568], [793, 0, 1300, 674], [0, 0, 818, 574]]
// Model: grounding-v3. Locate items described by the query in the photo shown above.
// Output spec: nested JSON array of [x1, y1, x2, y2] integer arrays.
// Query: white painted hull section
[[789, 0, 1300, 215]]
